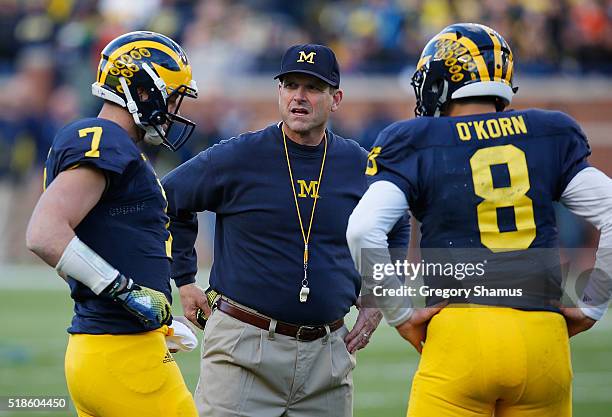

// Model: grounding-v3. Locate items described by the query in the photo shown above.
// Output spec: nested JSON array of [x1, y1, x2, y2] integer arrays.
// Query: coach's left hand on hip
[[345, 302, 383, 353]]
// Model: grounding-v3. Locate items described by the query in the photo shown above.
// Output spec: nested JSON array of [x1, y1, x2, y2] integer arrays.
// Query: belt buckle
[[295, 325, 318, 341]]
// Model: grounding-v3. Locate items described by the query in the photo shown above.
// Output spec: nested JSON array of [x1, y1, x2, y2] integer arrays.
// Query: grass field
[[1, 266, 611, 417]]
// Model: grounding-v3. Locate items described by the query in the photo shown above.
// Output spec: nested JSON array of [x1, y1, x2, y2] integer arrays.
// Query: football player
[[347, 23, 612, 417], [26, 31, 199, 417]]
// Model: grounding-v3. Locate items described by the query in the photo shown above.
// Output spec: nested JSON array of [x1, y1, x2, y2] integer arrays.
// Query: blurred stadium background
[[0, 0, 611, 416]]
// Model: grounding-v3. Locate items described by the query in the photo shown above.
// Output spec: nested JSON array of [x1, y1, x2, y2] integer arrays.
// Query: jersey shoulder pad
[[524, 109, 588, 143], [373, 118, 430, 156], [366, 118, 426, 179], [523, 109, 593, 196], [51, 118, 141, 175]]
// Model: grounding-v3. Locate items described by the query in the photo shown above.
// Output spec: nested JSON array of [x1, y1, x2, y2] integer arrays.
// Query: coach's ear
[[331, 88, 343, 112]]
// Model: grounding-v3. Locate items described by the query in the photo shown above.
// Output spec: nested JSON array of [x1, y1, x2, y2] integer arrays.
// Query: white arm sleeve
[[55, 236, 119, 294], [347, 180, 412, 326], [561, 167, 612, 320]]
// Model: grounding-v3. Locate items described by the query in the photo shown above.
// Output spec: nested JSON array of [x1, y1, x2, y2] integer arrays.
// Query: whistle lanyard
[[282, 128, 328, 302]]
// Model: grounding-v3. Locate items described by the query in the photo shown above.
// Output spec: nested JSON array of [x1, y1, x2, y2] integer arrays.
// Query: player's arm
[[27, 166, 104, 267], [26, 166, 171, 327], [344, 208, 410, 353], [560, 167, 612, 335], [346, 180, 444, 353]]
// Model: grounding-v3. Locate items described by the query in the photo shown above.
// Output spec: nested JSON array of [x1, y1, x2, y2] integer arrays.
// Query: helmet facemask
[[411, 61, 450, 117], [120, 63, 198, 151], [148, 85, 198, 151]]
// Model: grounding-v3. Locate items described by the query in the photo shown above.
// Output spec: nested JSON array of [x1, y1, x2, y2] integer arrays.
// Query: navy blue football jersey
[[368, 109, 591, 308], [44, 117, 173, 334]]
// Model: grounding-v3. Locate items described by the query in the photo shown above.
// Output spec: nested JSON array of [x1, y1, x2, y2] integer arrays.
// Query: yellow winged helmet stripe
[[504, 50, 514, 83], [99, 40, 191, 92], [436, 33, 490, 81], [416, 54, 432, 71], [489, 32, 502, 80]]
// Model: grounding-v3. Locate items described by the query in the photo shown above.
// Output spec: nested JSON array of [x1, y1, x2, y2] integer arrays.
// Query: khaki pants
[[195, 308, 355, 417]]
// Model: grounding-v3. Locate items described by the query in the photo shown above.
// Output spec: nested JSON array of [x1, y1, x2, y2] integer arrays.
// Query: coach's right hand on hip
[[179, 283, 210, 329]]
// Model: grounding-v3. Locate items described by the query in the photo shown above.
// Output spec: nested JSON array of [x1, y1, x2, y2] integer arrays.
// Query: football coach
[[162, 44, 409, 417]]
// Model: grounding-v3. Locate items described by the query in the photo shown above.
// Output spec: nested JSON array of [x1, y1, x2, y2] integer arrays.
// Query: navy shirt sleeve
[[50, 119, 139, 179], [162, 145, 224, 287]]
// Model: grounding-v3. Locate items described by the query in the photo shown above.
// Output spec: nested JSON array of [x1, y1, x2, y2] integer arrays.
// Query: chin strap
[[119, 77, 141, 122], [143, 127, 164, 146], [119, 76, 164, 146]]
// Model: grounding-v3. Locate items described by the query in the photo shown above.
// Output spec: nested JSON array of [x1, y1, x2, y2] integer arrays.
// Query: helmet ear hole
[[136, 87, 150, 102]]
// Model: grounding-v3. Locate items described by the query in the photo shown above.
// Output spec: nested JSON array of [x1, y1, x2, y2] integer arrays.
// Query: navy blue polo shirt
[[163, 123, 409, 324]]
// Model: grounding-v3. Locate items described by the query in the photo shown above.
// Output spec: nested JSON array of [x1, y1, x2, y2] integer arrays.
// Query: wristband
[[55, 236, 119, 294]]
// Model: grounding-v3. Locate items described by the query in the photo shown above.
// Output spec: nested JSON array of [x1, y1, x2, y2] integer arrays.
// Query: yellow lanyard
[[282, 128, 328, 302]]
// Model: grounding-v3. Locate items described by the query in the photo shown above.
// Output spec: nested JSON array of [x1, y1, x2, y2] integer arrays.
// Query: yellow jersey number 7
[[42, 126, 103, 191], [78, 126, 103, 157], [469, 144, 536, 252]]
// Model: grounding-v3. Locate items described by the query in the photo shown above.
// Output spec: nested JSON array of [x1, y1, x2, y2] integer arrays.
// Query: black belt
[[216, 298, 344, 342]]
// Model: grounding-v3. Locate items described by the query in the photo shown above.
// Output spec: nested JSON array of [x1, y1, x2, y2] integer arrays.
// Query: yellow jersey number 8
[[469, 145, 536, 252]]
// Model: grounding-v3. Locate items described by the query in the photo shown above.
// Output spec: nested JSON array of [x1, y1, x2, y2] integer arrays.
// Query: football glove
[[195, 287, 219, 328], [103, 274, 171, 327]]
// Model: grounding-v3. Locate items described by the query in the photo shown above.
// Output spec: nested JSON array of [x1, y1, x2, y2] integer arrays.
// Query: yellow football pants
[[65, 326, 197, 417], [407, 305, 572, 417]]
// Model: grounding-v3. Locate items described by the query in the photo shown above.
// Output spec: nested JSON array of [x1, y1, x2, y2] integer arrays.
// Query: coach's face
[[279, 73, 342, 137]]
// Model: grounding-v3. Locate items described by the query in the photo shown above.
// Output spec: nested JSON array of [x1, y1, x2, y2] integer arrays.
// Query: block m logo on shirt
[[297, 180, 319, 198]]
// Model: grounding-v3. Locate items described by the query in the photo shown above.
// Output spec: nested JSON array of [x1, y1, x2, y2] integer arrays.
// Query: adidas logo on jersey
[[163, 351, 175, 363]]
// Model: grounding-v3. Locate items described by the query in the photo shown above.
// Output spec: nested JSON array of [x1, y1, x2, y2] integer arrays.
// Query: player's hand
[[395, 302, 447, 354], [345, 301, 383, 353], [178, 283, 210, 329], [103, 274, 171, 327], [559, 306, 597, 337]]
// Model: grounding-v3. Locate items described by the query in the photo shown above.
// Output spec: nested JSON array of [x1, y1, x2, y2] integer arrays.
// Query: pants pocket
[[331, 328, 354, 385]]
